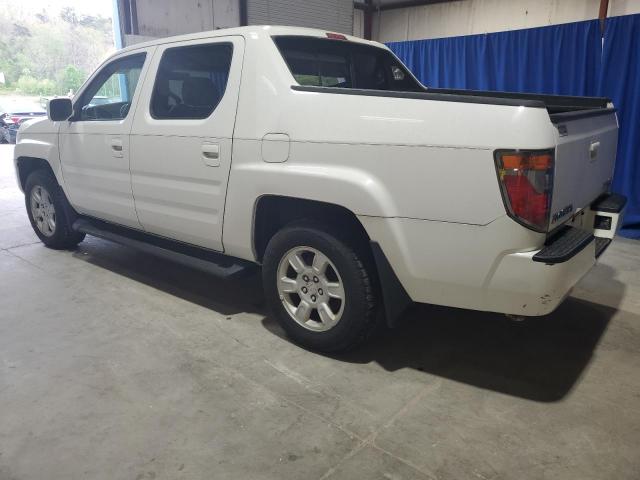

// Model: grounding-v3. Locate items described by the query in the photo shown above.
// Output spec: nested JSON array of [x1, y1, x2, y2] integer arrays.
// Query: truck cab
[[14, 26, 626, 352]]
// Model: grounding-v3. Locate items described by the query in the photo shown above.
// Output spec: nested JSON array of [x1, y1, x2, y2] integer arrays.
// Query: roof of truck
[[119, 25, 383, 54]]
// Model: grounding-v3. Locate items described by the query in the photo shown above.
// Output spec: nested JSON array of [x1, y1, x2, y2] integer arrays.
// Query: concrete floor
[[1, 144, 639, 480]]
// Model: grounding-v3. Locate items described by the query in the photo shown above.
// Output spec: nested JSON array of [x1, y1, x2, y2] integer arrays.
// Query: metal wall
[[248, 0, 353, 34], [116, 0, 240, 46], [116, 0, 354, 47]]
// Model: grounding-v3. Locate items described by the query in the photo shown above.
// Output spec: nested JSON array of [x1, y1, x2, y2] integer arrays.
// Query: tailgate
[[549, 109, 618, 229]]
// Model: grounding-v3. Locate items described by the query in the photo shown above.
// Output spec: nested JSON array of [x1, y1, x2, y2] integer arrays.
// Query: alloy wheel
[[30, 185, 56, 237], [276, 246, 346, 332]]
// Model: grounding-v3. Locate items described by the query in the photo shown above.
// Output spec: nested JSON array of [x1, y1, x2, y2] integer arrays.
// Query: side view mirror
[[47, 98, 73, 122]]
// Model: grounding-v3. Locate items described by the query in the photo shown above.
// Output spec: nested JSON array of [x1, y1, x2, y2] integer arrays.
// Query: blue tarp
[[388, 14, 640, 237]]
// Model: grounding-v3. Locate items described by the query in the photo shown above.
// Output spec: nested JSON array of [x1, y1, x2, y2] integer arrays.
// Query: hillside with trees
[[0, 5, 114, 96]]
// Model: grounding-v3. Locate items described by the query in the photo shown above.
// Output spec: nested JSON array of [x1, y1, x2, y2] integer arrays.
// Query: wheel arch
[[253, 195, 371, 263], [253, 195, 413, 329], [15, 156, 56, 191], [18, 156, 80, 228], [13, 135, 62, 193]]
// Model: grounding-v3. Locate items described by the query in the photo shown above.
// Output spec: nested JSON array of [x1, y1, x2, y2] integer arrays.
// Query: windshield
[[273, 36, 423, 92]]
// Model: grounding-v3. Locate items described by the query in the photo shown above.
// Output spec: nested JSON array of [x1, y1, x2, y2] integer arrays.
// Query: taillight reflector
[[326, 32, 347, 40], [495, 150, 554, 232]]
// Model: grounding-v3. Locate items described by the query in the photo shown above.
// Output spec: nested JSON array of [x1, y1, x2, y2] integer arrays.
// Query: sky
[[5, 0, 113, 18]]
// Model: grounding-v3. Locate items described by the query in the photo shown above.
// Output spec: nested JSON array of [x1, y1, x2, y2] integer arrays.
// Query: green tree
[[0, 5, 113, 95], [57, 65, 86, 94], [16, 75, 56, 95]]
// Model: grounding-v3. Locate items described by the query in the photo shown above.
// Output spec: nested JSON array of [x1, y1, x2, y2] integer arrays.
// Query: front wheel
[[262, 221, 378, 352], [24, 169, 85, 249]]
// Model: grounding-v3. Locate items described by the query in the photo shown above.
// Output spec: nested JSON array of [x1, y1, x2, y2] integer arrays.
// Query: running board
[[72, 218, 256, 280]]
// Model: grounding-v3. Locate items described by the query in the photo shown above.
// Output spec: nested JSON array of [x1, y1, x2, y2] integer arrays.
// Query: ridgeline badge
[[551, 204, 574, 223]]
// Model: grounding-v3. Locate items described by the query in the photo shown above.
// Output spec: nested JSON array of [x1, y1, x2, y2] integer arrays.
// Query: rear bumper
[[359, 193, 625, 319], [485, 238, 597, 316], [487, 191, 624, 315]]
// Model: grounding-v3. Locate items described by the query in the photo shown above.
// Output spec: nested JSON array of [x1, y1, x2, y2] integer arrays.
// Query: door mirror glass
[[47, 98, 73, 122]]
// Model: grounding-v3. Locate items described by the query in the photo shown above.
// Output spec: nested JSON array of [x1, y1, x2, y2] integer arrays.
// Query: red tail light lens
[[495, 149, 554, 232]]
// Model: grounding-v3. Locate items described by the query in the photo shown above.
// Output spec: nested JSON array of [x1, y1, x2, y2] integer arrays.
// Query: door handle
[[589, 141, 600, 161], [111, 138, 124, 158], [202, 143, 220, 167]]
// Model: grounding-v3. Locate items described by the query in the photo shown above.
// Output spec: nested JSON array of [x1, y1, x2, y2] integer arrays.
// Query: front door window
[[76, 53, 146, 121]]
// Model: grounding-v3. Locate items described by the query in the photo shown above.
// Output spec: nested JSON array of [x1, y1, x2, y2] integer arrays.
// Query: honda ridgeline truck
[[13, 26, 626, 351]]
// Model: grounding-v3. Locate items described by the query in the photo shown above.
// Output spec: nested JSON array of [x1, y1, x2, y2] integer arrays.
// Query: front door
[[59, 50, 152, 228], [129, 36, 244, 251]]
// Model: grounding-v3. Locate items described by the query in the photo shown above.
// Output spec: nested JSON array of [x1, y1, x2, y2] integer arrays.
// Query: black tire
[[24, 169, 85, 249], [262, 221, 378, 352]]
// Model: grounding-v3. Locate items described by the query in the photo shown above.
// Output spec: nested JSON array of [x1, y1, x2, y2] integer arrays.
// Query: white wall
[[375, 0, 640, 43]]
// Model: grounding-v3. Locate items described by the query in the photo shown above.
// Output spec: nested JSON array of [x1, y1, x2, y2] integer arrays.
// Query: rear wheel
[[24, 169, 85, 249], [262, 221, 378, 352]]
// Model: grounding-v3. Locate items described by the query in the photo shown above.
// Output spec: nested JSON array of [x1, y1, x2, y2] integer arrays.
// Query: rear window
[[273, 36, 423, 92]]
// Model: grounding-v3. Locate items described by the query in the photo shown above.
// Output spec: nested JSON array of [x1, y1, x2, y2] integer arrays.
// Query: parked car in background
[[2, 122, 19, 144], [1, 99, 47, 144], [0, 113, 16, 144], [0, 100, 46, 125], [12, 26, 626, 352], [1, 114, 11, 143]]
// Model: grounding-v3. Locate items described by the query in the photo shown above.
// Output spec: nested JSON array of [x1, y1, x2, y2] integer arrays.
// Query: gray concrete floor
[[1, 144, 639, 480]]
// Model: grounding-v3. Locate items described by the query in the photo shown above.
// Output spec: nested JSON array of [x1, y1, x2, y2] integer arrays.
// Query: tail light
[[495, 149, 554, 232], [11, 116, 20, 124]]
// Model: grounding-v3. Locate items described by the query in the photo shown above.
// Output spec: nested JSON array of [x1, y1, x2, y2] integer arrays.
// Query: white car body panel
[[12, 119, 60, 190], [58, 47, 156, 229], [13, 25, 622, 317], [358, 214, 593, 316], [129, 36, 245, 251]]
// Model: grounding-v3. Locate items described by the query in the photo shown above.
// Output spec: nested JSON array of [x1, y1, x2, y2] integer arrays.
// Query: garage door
[[248, 0, 353, 34]]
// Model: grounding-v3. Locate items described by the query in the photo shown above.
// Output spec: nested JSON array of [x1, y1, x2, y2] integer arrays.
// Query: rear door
[[59, 50, 153, 228], [549, 111, 618, 229], [129, 36, 244, 251]]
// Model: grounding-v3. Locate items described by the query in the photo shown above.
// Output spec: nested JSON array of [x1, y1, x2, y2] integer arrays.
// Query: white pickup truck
[[13, 26, 626, 351]]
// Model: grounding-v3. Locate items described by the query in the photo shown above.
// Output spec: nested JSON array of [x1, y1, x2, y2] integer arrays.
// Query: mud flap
[[370, 241, 413, 328]]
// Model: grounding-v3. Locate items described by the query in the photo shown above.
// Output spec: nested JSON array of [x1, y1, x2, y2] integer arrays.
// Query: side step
[[72, 217, 257, 279], [532, 226, 594, 264], [591, 193, 627, 213]]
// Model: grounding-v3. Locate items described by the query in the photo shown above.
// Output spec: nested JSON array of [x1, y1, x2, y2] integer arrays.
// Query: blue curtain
[[599, 14, 640, 235], [388, 15, 640, 237], [388, 19, 602, 94]]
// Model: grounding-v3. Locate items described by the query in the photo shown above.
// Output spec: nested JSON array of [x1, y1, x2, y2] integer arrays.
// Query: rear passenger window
[[274, 36, 422, 92], [151, 43, 233, 120]]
